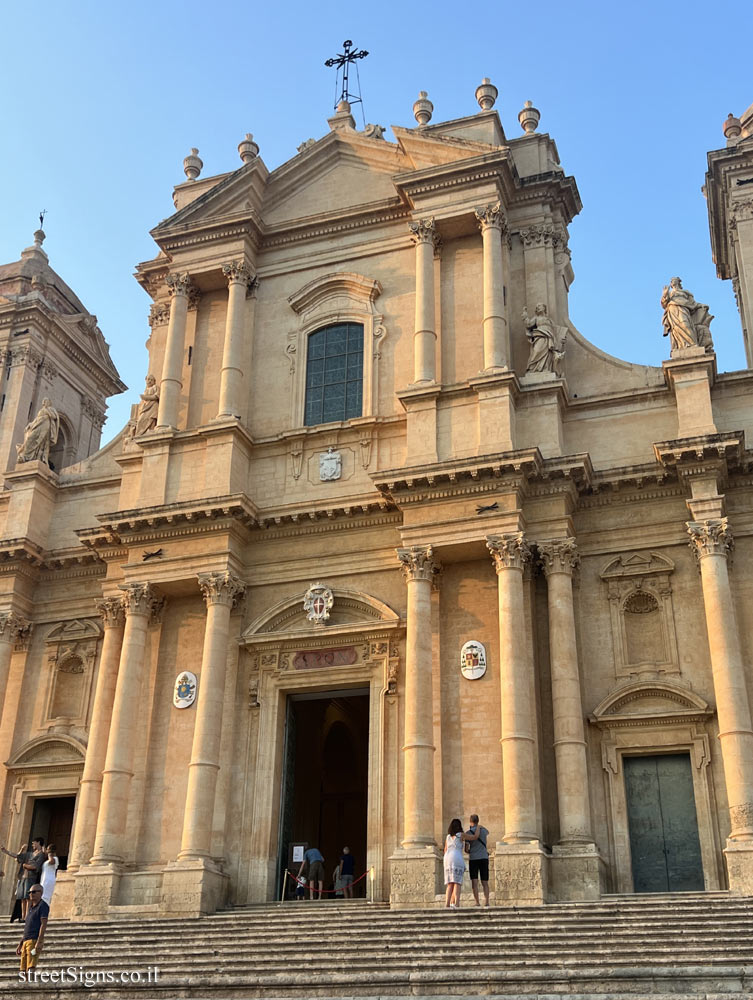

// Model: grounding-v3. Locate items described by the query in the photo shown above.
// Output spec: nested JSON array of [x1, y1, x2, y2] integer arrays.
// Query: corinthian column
[[397, 545, 439, 847], [217, 262, 253, 419], [688, 518, 753, 839], [178, 572, 245, 859], [0, 613, 30, 712], [68, 597, 125, 870], [486, 534, 538, 842], [539, 538, 593, 844], [91, 583, 156, 864], [157, 272, 194, 429], [409, 219, 438, 384], [475, 202, 508, 371]]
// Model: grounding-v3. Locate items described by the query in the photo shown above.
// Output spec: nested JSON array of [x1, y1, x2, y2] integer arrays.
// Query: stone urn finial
[[238, 133, 259, 164], [183, 148, 203, 181], [33, 229, 46, 249], [413, 91, 433, 126], [475, 78, 498, 111], [723, 113, 742, 143], [518, 100, 541, 134]]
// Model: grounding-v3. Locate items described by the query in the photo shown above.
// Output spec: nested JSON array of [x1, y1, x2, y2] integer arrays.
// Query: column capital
[[475, 201, 507, 234], [0, 611, 31, 643], [539, 537, 580, 576], [95, 596, 126, 629], [486, 533, 531, 573], [687, 518, 734, 559], [221, 260, 255, 287], [119, 582, 158, 618], [409, 218, 439, 248], [198, 571, 245, 608], [397, 545, 439, 583], [165, 271, 192, 297]]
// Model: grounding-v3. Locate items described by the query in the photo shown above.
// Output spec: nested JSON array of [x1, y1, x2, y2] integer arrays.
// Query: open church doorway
[[27, 796, 76, 870], [278, 688, 369, 899]]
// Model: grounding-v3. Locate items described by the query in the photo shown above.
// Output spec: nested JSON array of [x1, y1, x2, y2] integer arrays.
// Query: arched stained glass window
[[304, 323, 364, 426]]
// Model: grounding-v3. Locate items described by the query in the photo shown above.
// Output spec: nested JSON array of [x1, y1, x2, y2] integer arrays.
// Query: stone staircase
[[0, 892, 752, 998]]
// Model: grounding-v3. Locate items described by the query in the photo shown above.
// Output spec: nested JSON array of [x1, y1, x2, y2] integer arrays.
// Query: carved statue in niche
[[523, 303, 567, 374], [135, 374, 160, 435], [661, 277, 713, 352], [16, 398, 60, 464]]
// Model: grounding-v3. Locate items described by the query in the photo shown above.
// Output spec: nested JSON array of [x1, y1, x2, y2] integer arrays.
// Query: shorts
[[308, 860, 324, 883], [340, 874, 353, 886], [469, 858, 489, 881]]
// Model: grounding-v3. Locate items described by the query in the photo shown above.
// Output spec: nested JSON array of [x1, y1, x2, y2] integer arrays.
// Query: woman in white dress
[[40, 845, 59, 906], [443, 818, 474, 908]]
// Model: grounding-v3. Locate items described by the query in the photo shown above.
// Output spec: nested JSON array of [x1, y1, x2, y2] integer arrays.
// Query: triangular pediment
[[263, 131, 408, 225], [152, 158, 268, 236], [392, 124, 504, 172]]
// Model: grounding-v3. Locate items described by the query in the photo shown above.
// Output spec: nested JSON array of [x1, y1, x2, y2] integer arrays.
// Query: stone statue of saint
[[523, 303, 566, 374], [134, 374, 160, 436], [661, 277, 714, 353], [16, 398, 60, 465]]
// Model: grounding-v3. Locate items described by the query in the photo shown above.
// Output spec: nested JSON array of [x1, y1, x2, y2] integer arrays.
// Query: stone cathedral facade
[[0, 85, 752, 919]]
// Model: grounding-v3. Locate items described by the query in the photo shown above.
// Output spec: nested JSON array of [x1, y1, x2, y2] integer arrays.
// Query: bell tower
[[0, 228, 126, 476], [706, 102, 753, 368]]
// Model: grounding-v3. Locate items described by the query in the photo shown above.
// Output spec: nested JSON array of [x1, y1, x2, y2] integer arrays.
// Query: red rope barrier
[[287, 868, 370, 894]]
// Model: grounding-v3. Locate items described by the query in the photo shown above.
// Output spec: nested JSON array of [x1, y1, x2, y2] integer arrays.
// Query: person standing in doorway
[[21, 839, 45, 919], [339, 846, 355, 899], [16, 884, 48, 973], [466, 814, 490, 907], [297, 846, 324, 900], [40, 845, 59, 907]]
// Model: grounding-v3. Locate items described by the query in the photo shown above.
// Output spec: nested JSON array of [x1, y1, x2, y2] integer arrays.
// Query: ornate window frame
[[287, 272, 385, 428], [590, 679, 723, 893], [600, 551, 679, 677], [43, 619, 101, 725]]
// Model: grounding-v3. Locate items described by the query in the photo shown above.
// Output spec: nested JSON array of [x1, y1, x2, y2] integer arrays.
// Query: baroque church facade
[[1, 84, 753, 918]]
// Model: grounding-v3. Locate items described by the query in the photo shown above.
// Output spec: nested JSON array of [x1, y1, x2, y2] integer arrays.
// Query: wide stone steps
[[0, 894, 751, 997]]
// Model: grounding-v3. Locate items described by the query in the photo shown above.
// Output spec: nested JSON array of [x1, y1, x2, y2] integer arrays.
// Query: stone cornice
[[394, 150, 515, 207], [0, 304, 126, 396], [374, 451, 594, 504], [653, 431, 745, 472], [705, 142, 753, 280]]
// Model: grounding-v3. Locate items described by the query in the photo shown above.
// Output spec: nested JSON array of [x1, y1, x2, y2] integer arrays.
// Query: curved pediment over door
[[240, 587, 404, 700], [7, 735, 86, 774]]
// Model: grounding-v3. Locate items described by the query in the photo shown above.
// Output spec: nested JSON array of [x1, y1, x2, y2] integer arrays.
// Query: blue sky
[[1, 1, 750, 440]]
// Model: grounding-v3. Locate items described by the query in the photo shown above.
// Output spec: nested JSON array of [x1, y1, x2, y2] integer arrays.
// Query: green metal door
[[623, 753, 704, 892]]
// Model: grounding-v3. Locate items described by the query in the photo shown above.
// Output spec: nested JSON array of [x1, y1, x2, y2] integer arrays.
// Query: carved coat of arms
[[319, 447, 342, 481], [173, 671, 197, 709], [460, 641, 487, 680], [303, 582, 334, 623]]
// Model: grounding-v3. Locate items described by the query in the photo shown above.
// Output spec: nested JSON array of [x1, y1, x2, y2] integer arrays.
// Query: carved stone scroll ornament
[[16, 398, 60, 465], [0, 612, 31, 645], [486, 533, 531, 573], [661, 277, 714, 353], [95, 596, 126, 630], [119, 582, 159, 618], [474, 202, 507, 234], [687, 518, 734, 560], [198, 571, 246, 608], [148, 303, 171, 328], [539, 537, 580, 576], [222, 260, 254, 288], [396, 544, 440, 584], [408, 218, 440, 249]]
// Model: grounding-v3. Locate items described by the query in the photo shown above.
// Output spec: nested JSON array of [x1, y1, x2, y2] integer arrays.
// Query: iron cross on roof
[[324, 39, 368, 114]]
